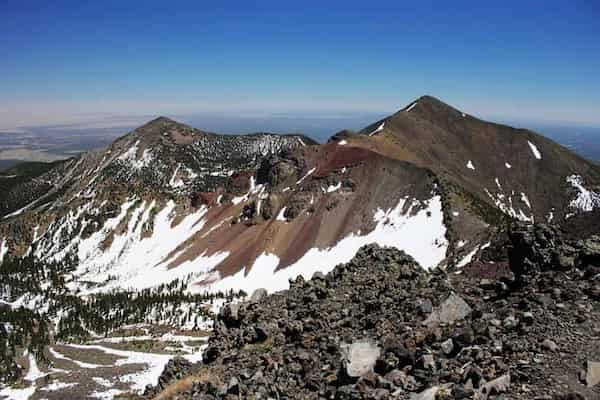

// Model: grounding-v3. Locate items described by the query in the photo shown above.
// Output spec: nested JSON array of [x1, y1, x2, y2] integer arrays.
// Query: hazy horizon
[[1, 1, 599, 130]]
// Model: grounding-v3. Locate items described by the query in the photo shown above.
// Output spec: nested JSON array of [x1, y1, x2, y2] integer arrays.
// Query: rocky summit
[[142, 223, 600, 399]]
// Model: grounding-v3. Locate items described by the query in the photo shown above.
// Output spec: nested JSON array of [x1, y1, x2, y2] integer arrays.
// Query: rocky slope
[[334, 96, 600, 225], [2, 98, 599, 299], [1, 97, 600, 398], [143, 223, 600, 399]]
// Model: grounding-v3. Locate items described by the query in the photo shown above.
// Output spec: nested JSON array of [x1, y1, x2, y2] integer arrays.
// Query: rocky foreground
[[142, 223, 600, 399]]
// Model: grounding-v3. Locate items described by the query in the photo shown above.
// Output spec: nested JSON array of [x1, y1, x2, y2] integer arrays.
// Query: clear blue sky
[[1, 0, 599, 129]]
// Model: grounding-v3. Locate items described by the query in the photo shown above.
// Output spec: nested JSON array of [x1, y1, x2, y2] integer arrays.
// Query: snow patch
[[338, 140, 348, 145], [67, 200, 227, 293], [24, 352, 48, 382], [326, 181, 342, 193], [169, 164, 185, 188], [466, 160, 475, 170], [205, 195, 448, 294], [505, 162, 512, 169], [0, 385, 35, 400], [495, 178, 502, 190], [369, 122, 385, 136], [527, 140, 542, 159], [520, 192, 531, 209], [406, 102, 418, 112], [67, 343, 173, 393], [457, 242, 490, 268], [0, 238, 7, 261], [566, 174, 600, 212], [276, 207, 287, 222], [296, 167, 316, 185], [484, 188, 533, 223]]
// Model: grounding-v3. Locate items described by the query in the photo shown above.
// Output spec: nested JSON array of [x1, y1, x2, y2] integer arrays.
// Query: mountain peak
[[400, 95, 463, 116], [138, 116, 186, 131]]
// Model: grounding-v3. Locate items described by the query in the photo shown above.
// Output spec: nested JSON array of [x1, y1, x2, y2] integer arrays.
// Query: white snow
[[118, 140, 154, 170], [484, 188, 533, 223], [90, 388, 125, 399], [457, 240, 467, 248], [276, 207, 287, 222], [0, 238, 7, 261], [66, 200, 228, 293], [495, 178, 502, 190], [338, 140, 348, 145], [39, 382, 77, 392], [326, 181, 342, 193], [466, 160, 475, 170], [527, 140, 542, 159], [205, 195, 448, 295], [505, 162, 512, 169], [566, 174, 600, 212], [24, 352, 47, 382], [457, 247, 478, 268], [296, 167, 316, 185], [457, 242, 490, 268], [67, 343, 174, 392], [3, 198, 39, 219], [0, 385, 35, 400], [520, 192, 531, 209], [452, 211, 460, 217], [369, 122, 385, 136], [231, 177, 264, 205], [406, 102, 418, 112], [169, 164, 185, 188]]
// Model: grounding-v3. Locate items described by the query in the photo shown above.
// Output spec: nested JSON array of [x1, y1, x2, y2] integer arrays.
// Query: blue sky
[[1, 0, 599, 129]]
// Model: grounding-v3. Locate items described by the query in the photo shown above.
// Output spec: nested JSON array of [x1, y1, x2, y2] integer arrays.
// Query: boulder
[[475, 374, 510, 400], [586, 360, 600, 387], [341, 340, 381, 378], [424, 293, 472, 327]]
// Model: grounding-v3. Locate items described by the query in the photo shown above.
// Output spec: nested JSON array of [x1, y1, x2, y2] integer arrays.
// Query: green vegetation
[[0, 254, 245, 384]]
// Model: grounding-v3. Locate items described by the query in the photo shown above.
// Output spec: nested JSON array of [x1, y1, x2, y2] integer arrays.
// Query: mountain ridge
[[1, 96, 600, 398], [0, 96, 599, 294]]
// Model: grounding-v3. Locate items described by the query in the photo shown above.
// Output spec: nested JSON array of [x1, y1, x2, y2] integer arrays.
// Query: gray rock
[[541, 339, 558, 352], [424, 293, 472, 327], [249, 288, 268, 303], [441, 338, 454, 355], [586, 360, 600, 387], [312, 271, 326, 280], [421, 354, 435, 370], [409, 386, 440, 400], [341, 340, 381, 378], [475, 374, 510, 399], [503, 315, 519, 329], [417, 298, 433, 314]]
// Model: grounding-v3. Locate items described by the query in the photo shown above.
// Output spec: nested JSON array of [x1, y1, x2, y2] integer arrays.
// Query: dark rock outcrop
[[145, 223, 600, 399]]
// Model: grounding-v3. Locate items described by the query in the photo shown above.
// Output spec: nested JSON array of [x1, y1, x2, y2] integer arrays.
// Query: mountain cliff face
[[1, 98, 599, 298]]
